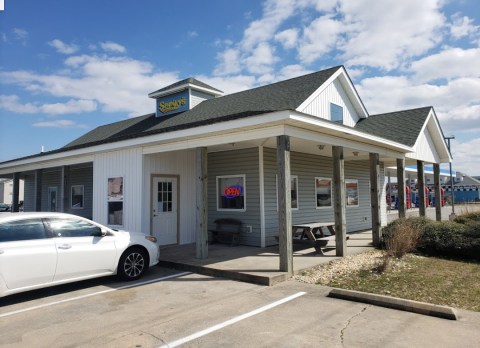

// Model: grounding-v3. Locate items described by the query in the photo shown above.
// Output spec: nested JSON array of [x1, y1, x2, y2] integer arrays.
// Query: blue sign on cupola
[[155, 90, 190, 117]]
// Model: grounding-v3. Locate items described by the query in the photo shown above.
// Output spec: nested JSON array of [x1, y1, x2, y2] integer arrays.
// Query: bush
[[454, 212, 480, 224], [419, 220, 480, 260], [382, 217, 430, 258]]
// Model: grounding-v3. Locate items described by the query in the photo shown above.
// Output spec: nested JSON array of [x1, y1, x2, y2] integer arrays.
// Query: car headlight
[[145, 235, 157, 243]]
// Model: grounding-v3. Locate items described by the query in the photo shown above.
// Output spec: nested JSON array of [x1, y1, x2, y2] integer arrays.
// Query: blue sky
[[1, 0, 479, 175]]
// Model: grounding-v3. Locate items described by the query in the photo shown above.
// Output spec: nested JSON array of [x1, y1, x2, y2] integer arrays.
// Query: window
[[330, 103, 343, 123], [71, 185, 84, 209], [316, 177, 332, 208], [48, 187, 57, 212], [157, 181, 173, 212], [346, 179, 359, 206], [217, 175, 246, 211], [0, 219, 46, 242], [108, 177, 124, 226], [48, 218, 102, 238]]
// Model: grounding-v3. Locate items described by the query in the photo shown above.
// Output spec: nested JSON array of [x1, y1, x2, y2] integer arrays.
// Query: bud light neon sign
[[223, 185, 243, 199]]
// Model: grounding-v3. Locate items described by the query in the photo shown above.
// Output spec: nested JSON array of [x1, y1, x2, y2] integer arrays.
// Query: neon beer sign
[[223, 185, 243, 199]]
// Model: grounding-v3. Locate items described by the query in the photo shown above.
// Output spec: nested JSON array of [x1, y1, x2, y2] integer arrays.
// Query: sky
[[0, 0, 479, 175]]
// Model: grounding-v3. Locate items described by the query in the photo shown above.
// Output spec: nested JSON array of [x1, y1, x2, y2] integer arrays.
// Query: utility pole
[[444, 136, 456, 220]]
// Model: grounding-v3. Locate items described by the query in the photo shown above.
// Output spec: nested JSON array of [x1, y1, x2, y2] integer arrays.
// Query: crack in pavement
[[341, 305, 369, 347]]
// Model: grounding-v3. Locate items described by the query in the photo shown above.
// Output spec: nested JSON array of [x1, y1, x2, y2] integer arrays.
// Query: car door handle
[[58, 244, 72, 250]]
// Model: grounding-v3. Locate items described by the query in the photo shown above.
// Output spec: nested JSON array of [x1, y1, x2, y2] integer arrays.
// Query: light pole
[[444, 135, 455, 220]]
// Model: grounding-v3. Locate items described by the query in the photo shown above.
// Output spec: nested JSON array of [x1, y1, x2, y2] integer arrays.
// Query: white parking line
[[158, 291, 307, 348], [0, 271, 191, 318]]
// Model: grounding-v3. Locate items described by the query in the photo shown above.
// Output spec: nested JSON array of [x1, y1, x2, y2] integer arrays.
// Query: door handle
[[58, 244, 72, 250]]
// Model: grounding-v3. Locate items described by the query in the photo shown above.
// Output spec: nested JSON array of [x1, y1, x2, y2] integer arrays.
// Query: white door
[[152, 177, 178, 246]]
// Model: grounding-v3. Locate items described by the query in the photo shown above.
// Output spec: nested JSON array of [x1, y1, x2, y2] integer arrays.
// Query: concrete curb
[[328, 288, 457, 320]]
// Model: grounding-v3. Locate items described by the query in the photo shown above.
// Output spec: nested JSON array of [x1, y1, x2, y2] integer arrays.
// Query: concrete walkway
[[158, 230, 374, 285]]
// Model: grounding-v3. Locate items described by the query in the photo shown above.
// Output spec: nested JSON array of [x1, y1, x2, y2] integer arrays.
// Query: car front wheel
[[118, 247, 148, 280]]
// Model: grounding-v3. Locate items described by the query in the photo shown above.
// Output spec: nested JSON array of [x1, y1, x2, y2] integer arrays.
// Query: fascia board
[[148, 83, 222, 99], [0, 155, 94, 175]]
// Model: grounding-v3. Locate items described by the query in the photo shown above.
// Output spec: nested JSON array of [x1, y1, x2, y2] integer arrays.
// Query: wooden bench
[[209, 218, 242, 246]]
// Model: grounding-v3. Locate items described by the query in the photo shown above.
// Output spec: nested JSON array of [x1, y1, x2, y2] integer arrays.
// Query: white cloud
[[33, 119, 87, 128], [410, 48, 480, 82], [100, 41, 126, 53], [0, 95, 38, 113], [214, 48, 242, 76], [449, 13, 479, 39], [298, 14, 343, 64], [450, 138, 480, 175], [274, 28, 298, 49], [339, 0, 445, 69], [0, 54, 180, 116], [12, 28, 28, 40], [244, 42, 277, 74], [188, 31, 199, 38], [48, 39, 79, 55]]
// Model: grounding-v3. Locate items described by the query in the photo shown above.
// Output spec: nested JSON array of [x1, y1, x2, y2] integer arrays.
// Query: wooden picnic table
[[291, 222, 347, 254]]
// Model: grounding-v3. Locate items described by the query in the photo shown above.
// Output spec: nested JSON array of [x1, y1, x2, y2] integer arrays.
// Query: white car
[[0, 212, 159, 298]]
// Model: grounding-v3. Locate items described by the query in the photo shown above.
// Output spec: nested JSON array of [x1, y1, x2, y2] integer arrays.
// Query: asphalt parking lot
[[1, 265, 480, 348]]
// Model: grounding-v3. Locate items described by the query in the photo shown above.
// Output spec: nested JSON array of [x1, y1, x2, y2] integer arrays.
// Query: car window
[[0, 218, 47, 242], [47, 218, 102, 238]]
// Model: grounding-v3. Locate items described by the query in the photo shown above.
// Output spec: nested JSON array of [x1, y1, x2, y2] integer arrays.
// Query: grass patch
[[325, 254, 480, 312]]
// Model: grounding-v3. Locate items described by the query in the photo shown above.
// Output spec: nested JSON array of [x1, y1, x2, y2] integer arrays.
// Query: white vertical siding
[[299, 79, 360, 127], [190, 90, 215, 109], [143, 150, 196, 244], [93, 148, 143, 234], [411, 128, 440, 163]]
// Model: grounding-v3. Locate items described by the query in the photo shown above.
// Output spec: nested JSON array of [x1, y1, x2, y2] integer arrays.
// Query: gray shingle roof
[[148, 77, 224, 97], [355, 107, 432, 147], [62, 65, 342, 150]]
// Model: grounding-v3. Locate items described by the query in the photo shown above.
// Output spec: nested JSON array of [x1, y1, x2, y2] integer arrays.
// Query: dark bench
[[209, 218, 242, 246]]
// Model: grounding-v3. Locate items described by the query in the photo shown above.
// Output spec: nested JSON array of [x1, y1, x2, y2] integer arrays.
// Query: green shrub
[[454, 212, 480, 224], [419, 221, 480, 260]]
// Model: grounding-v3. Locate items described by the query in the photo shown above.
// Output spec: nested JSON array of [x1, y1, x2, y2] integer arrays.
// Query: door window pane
[[157, 180, 173, 212]]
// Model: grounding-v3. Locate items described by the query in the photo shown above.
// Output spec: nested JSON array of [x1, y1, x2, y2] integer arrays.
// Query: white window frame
[[107, 176, 124, 227], [346, 179, 359, 207], [315, 177, 333, 209], [71, 185, 84, 209], [216, 174, 246, 212]]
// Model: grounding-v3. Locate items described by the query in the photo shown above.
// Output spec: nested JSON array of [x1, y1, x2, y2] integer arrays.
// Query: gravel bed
[[293, 250, 386, 285]]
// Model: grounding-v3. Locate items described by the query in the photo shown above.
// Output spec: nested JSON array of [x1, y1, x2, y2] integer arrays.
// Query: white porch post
[[332, 146, 347, 256], [369, 153, 382, 247], [277, 135, 293, 274], [196, 147, 208, 259]]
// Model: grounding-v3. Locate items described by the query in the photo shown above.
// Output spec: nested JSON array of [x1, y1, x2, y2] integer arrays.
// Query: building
[[0, 66, 452, 272], [0, 178, 24, 205]]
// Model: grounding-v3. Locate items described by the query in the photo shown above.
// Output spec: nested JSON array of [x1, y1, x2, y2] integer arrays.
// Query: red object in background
[[425, 186, 430, 207], [440, 188, 445, 207], [406, 186, 411, 209]]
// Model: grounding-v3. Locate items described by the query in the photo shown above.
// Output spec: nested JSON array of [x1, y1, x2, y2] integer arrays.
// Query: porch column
[[369, 153, 382, 247], [332, 146, 347, 256], [195, 147, 208, 259], [396, 158, 406, 218], [277, 135, 293, 275], [417, 160, 426, 216], [12, 173, 20, 212], [35, 169, 42, 212], [433, 163, 442, 221], [61, 166, 70, 212]]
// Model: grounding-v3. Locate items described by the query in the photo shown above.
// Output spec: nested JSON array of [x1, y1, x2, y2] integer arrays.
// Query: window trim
[[216, 174, 246, 212], [71, 185, 84, 210], [315, 177, 333, 209]]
